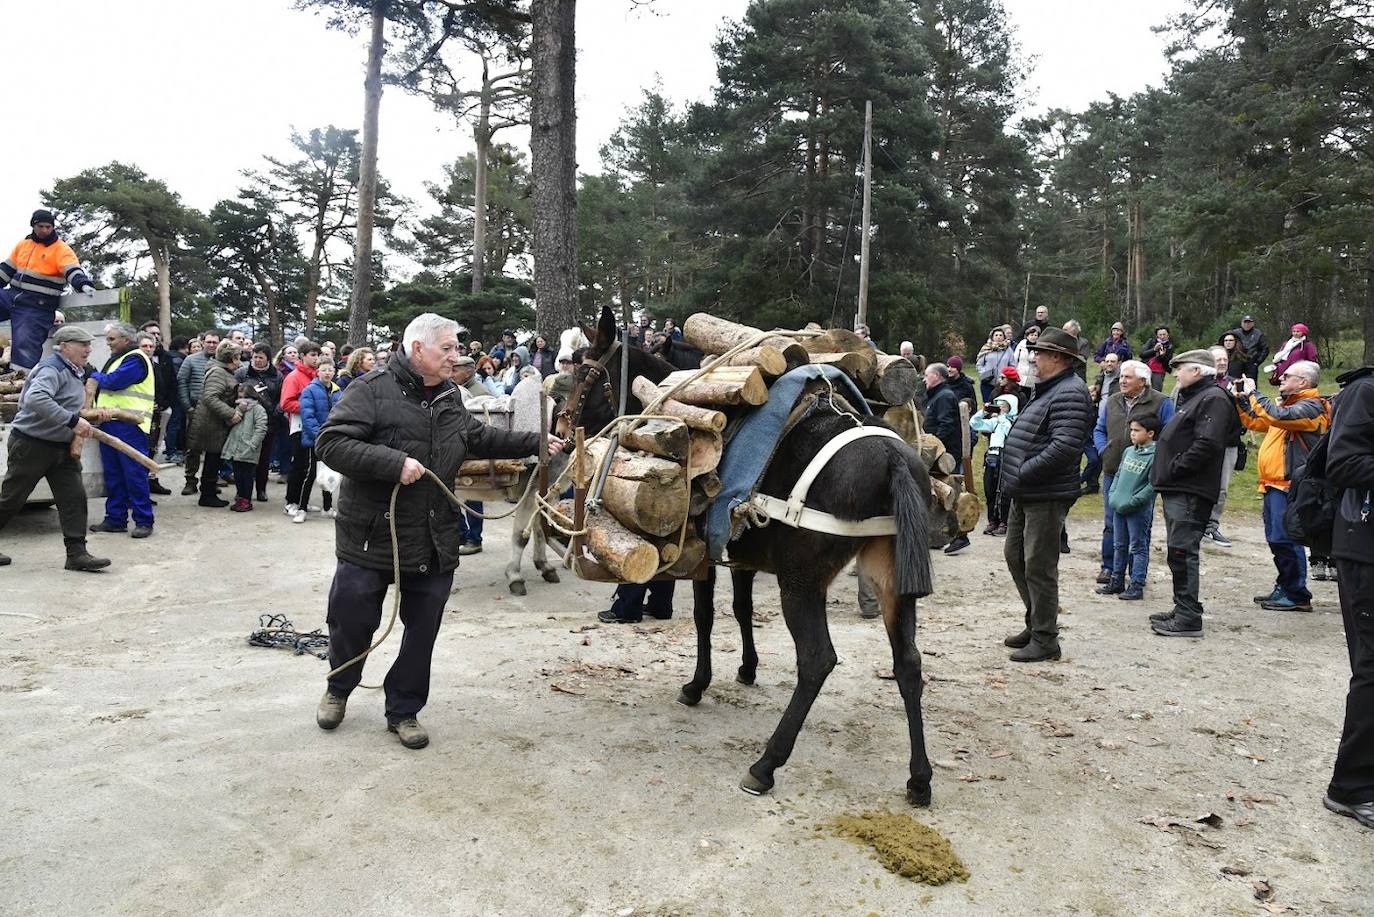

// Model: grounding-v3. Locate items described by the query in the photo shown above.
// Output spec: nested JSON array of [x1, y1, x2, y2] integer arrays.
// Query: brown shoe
[[388, 718, 429, 749], [316, 691, 347, 730], [1003, 628, 1031, 648]]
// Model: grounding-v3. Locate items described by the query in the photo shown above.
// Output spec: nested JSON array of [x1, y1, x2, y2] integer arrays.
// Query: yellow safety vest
[[94, 348, 156, 433]]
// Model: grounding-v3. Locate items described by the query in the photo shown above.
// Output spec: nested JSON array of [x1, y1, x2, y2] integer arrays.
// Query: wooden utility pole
[[347, 0, 387, 346], [856, 100, 873, 330]]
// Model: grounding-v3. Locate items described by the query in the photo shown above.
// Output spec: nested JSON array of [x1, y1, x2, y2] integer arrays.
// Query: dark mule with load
[[563, 307, 940, 806]]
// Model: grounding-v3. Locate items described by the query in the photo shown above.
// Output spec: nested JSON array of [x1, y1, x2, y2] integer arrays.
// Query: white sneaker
[[325, 508, 338, 519], [284, 503, 299, 517], [304, 504, 322, 513], [292, 509, 306, 524]]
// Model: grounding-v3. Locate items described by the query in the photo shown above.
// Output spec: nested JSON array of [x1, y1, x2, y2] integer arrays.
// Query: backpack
[[1283, 430, 1338, 554]]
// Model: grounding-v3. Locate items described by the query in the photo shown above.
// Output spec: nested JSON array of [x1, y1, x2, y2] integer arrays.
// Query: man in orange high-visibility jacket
[[0, 210, 95, 369]]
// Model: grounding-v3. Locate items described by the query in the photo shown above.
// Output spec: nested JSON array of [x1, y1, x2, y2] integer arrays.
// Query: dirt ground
[[1, 485, 1369, 917]]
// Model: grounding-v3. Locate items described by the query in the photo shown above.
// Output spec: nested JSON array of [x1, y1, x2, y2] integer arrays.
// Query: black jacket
[[315, 349, 540, 575], [236, 363, 284, 420], [924, 382, 963, 462], [1151, 377, 1231, 503], [998, 369, 1094, 503], [1328, 367, 1374, 564], [1230, 326, 1269, 366], [947, 372, 978, 410]]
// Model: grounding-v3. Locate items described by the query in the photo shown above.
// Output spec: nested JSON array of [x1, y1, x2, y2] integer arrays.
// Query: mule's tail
[[887, 445, 933, 599]]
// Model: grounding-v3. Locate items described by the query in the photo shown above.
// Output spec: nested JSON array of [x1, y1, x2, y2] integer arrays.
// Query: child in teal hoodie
[[1099, 414, 1158, 600]]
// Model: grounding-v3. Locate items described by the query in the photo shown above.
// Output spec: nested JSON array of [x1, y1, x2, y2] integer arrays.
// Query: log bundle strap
[[743, 425, 904, 537]]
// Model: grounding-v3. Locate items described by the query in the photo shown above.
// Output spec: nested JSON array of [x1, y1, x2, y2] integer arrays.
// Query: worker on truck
[[0, 325, 111, 571], [0, 210, 96, 369]]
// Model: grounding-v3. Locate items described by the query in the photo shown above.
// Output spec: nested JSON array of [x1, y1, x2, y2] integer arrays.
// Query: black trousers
[[1162, 492, 1213, 624], [325, 559, 454, 723], [286, 432, 316, 507], [608, 581, 675, 618], [982, 455, 1007, 526], [0, 431, 89, 555], [1329, 558, 1374, 805]]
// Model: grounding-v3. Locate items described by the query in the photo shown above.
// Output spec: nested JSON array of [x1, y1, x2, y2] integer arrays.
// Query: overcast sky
[[6, 0, 1184, 268]]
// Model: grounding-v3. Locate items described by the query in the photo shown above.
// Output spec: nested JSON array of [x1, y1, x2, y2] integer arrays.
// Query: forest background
[[29, 0, 1374, 367]]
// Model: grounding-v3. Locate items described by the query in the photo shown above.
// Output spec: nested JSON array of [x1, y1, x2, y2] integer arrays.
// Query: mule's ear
[[595, 306, 617, 349]]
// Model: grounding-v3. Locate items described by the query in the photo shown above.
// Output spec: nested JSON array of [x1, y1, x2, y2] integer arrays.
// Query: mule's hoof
[[677, 685, 702, 707], [906, 782, 932, 808], [508, 581, 527, 596], [736, 667, 756, 686], [541, 569, 560, 583], [740, 772, 773, 796]]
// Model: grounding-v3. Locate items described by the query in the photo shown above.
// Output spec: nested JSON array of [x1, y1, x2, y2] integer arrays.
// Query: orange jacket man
[[1236, 360, 1330, 611], [0, 210, 95, 369]]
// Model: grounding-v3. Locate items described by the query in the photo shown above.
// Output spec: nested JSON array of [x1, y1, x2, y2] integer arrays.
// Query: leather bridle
[[558, 339, 622, 431]]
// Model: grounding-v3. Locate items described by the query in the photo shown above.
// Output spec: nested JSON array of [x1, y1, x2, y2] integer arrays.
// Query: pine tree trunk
[[347, 0, 386, 347], [472, 58, 492, 295], [1133, 202, 1145, 324], [1364, 250, 1374, 366], [151, 242, 172, 341], [530, 0, 578, 334], [250, 261, 283, 348], [305, 227, 325, 338]]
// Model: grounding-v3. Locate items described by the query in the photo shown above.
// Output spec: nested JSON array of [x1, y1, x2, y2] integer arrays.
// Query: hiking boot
[[198, 495, 229, 508], [1095, 568, 1112, 585], [388, 718, 429, 749], [942, 534, 970, 556], [993, 524, 1007, 536], [131, 526, 153, 539], [316, 691, 347, 730], [1095, 577, 1125, 595], [982, 523, 997, 536], [256, 490, 269, 502], [1148, 609, 1175, 623], [1261, 596, 1313, 612], [1003, 628, 1031, 649], [181, 481, 198, 496], [65, 552, 111, 572], [1323, 795, 1374, 830], [1253, 586, 1282, 605], [459, 541, 483, 555], [148, 479, 172, 496], [1118, 584, 1145, 601], [230, 498, 253, 512], [1010, 641, 1061, 663], [598, 607, 643, 624], [89, 521, 127, 534], [1151, 616, 1203, 638]]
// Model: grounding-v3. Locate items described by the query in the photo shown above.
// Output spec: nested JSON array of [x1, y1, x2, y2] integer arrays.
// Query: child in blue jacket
[[1098, 413, 1158, 600], [297, 359, 341, 518]]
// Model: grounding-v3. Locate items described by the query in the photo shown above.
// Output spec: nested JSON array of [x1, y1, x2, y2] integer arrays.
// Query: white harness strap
[[746, 425, 904, 537]]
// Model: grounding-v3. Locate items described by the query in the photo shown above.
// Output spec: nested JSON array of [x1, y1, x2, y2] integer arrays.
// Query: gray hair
[[1209, 346, 1228, 362], [1120, 359, 1150, 381], [1062, 319, 1081, 335], [1286, 360, 1321, 385], [519, 365, 540, 379], [402, 313, 463, 352], [925, 362, 948, 378], [106, 321, 138, 342], [135, 332, 156, 346]]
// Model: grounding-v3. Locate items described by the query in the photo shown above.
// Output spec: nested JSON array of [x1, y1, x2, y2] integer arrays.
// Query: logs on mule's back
[[631, 376, 726, 433], [682, 313, 809, 376], [656, 366, 767, 408], [869, 354, 921, 405], [575, 439, 689, 538]]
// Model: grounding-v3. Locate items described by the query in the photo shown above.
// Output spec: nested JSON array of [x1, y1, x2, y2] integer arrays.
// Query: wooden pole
[[572, 426, 586, 569], [856, 99, 873, 331], [74, 428, 161, 475]]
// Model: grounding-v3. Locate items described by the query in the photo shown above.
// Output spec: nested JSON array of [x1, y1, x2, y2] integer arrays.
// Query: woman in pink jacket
[[1264, 322, 1318, 385]]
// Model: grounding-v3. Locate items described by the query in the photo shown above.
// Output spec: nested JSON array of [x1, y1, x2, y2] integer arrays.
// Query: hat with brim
[[53, 325, 93, 344], [454, 355, 476, 368], [1170, 349, 1216, 371], [1111, 321, 1125, 332], [1027, 327, 1085, 362]]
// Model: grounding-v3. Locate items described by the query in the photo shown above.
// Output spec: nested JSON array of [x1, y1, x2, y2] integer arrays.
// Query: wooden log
[[955, 491, 981, 534], [934, 452, 957, 475], [666, 533, 706, 578], [657, 366, 767, 408], [631, 376, 726, 433], [0, 403, 16, 422], [457, 473, 521, 489], [79, 408, 146, 426], [458, 458, 528, 477], [869, 354, 921, 405], [576, 440, 688, 538], [83, 428, 161, 474], [687, 430, 722, 479], [620, 418, 689, 461], [583, 510, 661, 584], [689, 472, 722, 516], [882, 404, 921, 445], [0, 381, 23, 395], [683, 313, 809, 368], [0, 394, 19, 403], [799, 327, 878, 386], [929, 476, 959, 513], [807, 351, 875, 387], [723, 345, 788, 378], [917, 432, 946, 469]]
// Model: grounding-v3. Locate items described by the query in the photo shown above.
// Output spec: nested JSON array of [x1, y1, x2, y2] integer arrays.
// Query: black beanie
[[30, 209, 55, 226]]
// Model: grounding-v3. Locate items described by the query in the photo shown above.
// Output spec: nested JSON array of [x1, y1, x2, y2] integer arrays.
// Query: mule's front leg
[[678, 568, 717, 706], [531, 525, 560, 583], [731, 569, 759, 685], [741, 579, 836, 796], [505, 527, 529, 596]]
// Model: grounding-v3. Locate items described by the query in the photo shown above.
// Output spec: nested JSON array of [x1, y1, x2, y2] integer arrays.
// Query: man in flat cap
[[1148, 349, 1232, 638], [997, 326, 1094, 662], [0, 325, 111, 571], [0, 210, 97, 370]]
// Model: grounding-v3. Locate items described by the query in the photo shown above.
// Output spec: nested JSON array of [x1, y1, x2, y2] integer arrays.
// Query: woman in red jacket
[[1264, 322, 1319, 385]]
